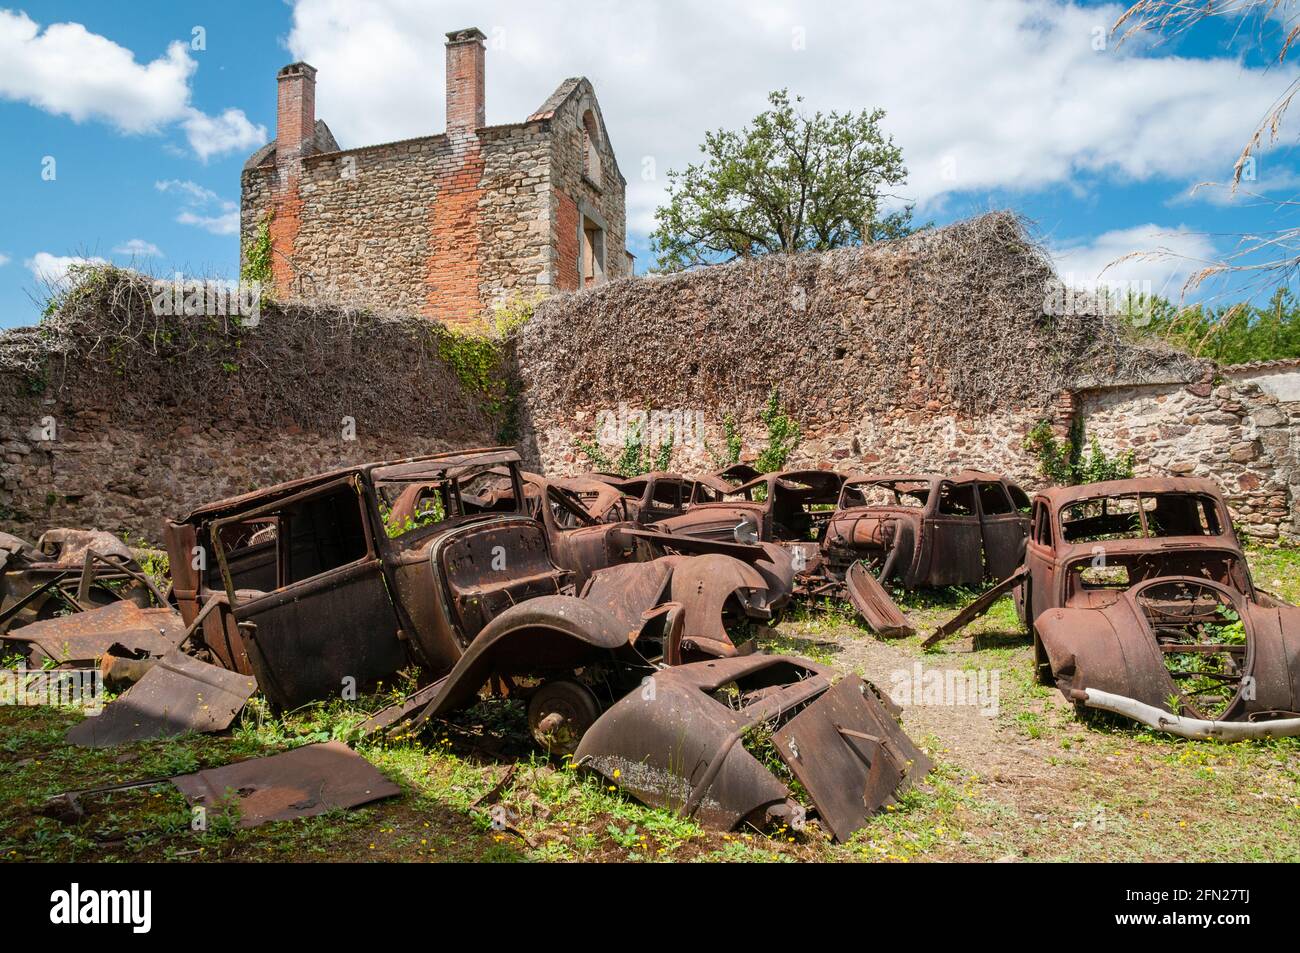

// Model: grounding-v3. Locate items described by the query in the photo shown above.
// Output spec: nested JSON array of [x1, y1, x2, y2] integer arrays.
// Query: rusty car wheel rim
[[528, 680, 601, 756]]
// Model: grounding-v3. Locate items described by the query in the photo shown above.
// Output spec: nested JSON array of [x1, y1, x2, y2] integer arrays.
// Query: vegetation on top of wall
[[527, 213, 1204, 422], [1024, 419, 1137, 486], [0, 265, 496, 443], [1120, 288, 1300, 365]]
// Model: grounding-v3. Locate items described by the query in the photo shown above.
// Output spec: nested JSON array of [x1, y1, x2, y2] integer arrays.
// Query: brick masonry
[[241, 31, 628, 326]]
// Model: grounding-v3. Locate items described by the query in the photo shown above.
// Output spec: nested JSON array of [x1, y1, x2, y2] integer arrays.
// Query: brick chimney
[[445, 28, 486, 137], [276, 62, 317, 157]]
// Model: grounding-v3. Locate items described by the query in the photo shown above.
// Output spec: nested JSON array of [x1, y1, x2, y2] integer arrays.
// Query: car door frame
[[976, 479, 1028, 580], [211, 474, 407, 709]]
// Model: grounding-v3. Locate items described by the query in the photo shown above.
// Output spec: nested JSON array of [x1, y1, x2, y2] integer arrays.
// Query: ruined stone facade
[[4, 216, 1296, 543], [513, 216, 1300, 541], [240, 28, 629, 326], [1076, 363, 1300, 540]]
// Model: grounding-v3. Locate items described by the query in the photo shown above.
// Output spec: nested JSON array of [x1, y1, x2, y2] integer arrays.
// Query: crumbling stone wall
[[0, 287, 494, 543], [240, 82, 627, 325], [513, 213, 1298, 540], [1079, 377, 1299, 540]]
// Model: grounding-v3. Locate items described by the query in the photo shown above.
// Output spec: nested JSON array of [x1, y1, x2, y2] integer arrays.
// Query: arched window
[[582, 110, 602, 186]]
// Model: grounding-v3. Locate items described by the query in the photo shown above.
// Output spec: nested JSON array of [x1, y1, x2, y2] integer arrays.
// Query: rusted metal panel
[[576, 655, 827, 830], [772, 674, 932, 842], [845, 561, 915, 639], [580, 559, 674, 633], [575, 655, 928, 839], [2, 602, 184, 668], [235, 559, 407, 711], [1, 529, 163, 635], [924, 566, 1028, 648], [65, 651, 257, 747], [171, 741, 401, 828]]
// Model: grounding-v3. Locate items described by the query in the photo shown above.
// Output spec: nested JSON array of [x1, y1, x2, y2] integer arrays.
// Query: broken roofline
[[248, 75, 627, 185]]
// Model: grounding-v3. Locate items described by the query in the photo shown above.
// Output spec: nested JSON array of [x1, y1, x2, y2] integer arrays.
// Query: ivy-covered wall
[[0, 269, 499, 542]]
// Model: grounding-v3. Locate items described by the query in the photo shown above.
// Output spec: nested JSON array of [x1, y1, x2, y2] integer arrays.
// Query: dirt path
[[764, 599, 1300, 861]]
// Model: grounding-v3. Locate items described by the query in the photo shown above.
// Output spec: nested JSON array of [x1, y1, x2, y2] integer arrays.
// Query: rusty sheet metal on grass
[[65, 651, 257, 747], [171, 741, 401, 827]]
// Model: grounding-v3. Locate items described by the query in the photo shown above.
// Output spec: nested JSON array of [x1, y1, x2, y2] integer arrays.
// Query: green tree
[[1119, 288, 1300, 364], [651, 90, 916, 271]]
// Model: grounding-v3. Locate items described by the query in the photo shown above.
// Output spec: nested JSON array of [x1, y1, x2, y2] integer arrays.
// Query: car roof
[[1040, 477, 1225, 509], [175, 447, 520, 521]]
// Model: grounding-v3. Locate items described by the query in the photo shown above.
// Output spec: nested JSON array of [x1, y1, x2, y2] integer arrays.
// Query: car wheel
[[527, 680, 601, 757]]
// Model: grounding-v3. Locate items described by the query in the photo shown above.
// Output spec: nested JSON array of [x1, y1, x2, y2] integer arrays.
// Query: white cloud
[[175, 208, 240, 235], [113, 239, 163, 257], [0, 10, 264, 159], [156, 179, 240, 235], [155, 178, 220, 203], [1050, 223, 1218, 299], [0, 10, 192, 132], [285, 0, 1299, 242], [180, 106, 267, 162], [0, 253, 9, 267], [25, 252, 109, 289]]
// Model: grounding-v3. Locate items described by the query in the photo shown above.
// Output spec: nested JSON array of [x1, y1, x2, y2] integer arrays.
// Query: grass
[[1, 545, 1297, 863]]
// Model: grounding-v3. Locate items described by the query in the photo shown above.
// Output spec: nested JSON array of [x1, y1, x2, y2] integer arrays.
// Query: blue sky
[[3, 0, 1300, 327]]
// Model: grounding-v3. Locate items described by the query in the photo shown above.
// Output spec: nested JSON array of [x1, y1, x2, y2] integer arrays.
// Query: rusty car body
[[1013, 477, 1300, 738], [823, 471, 1031, 589], [0, 529, 166, 636], [163, 448, 790, 712], [579, 471, 710, 525], [157, 447, 927, 837], [658, 469, 846, 553], [0, 529, 176, 669]]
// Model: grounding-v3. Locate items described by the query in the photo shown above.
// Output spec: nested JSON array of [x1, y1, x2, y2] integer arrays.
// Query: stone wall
[[240, 81, 627, 325], [1079, 373, 1299, 540], [6, 214, 1295, 546], [512, 213, 1298, 540], [0, 286, 495, 544], [544, 81, 629, 289]]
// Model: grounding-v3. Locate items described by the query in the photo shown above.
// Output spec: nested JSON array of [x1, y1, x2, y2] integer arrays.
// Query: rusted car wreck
[[143, 447, 927, 838], [940, 477, 1300, 740], [0, 529, 176, 667], [655, 468, 1031, 638]]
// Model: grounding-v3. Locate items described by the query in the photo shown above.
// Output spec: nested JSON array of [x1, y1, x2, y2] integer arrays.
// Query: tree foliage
[[651, 90, 915, 271], [1120, 288, 1300, 364]]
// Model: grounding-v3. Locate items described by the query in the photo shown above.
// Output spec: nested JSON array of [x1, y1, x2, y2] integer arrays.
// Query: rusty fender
[[575, 655, 931, 840], [409, 595, 642, 724]]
